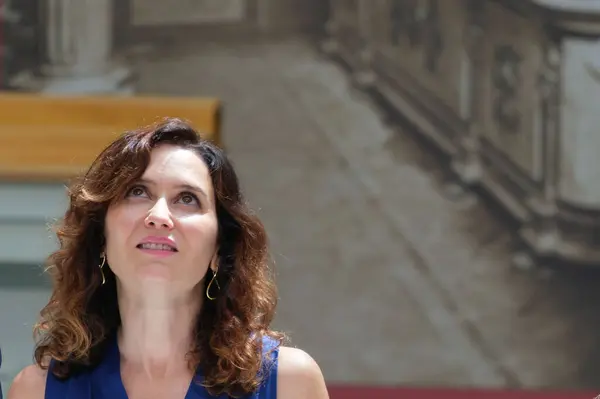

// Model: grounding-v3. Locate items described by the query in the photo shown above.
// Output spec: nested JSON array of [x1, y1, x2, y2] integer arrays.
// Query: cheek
[[186, 217, 219, 254], [105, 208, 137, 248], [104, 209, 141, 276]]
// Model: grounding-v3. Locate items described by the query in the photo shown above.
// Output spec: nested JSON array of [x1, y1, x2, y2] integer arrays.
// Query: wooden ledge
[[0, 93, 222, 182]]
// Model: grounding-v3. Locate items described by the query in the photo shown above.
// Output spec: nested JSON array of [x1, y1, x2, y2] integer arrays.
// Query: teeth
[[139, 243, 176, 251]]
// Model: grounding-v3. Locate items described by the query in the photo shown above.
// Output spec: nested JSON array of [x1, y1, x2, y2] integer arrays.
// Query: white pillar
[[11, 0, 134, 94], [531, 0, 600, 207], [558, 38, 600, 207]]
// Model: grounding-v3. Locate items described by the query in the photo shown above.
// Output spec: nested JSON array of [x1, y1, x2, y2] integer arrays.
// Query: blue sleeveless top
[[45, 335, 279, 398]]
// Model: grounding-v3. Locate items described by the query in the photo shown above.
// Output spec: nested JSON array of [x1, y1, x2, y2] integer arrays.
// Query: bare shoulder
[[7, 364, 47, 399], [277, 346, 329, 399]]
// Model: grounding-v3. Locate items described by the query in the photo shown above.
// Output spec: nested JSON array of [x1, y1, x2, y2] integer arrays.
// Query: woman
[[9, 118, 329, 399]]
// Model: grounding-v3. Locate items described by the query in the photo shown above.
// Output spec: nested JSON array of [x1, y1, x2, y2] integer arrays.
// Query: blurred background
[[1, 0, 600, 397]]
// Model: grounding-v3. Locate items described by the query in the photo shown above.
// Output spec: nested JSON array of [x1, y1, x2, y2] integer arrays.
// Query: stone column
[[10, 0, 134, 94]]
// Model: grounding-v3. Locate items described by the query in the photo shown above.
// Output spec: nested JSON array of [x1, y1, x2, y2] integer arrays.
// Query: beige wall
[[131, 0, 247, 26], [256, 0, 328, 33], [129, 0, 327, 33]]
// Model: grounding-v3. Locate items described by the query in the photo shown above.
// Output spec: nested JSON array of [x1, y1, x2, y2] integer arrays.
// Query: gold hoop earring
[[206, 268, 220, 300], [99, 253, 106, 285]]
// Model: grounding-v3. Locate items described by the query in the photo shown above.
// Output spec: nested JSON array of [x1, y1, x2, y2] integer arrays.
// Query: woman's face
[[104, 144, 219, 294]]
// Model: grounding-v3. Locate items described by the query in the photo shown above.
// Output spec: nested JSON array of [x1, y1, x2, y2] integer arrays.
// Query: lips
[[137, 242, 177, 252], [137, 236, 178, 252]]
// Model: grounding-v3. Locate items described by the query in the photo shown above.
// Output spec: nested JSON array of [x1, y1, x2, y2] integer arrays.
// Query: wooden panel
[[0, 93, 222, 181]]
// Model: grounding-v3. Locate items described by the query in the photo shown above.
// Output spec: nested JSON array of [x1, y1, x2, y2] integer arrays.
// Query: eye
[[178, 192, 199, 206], [127, 185, 147, 197]]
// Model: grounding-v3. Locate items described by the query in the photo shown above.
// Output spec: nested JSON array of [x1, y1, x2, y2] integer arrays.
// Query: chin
[[138, 269, 175, 282], [134, 275, 180, 297], [129, 263, 173, 283]]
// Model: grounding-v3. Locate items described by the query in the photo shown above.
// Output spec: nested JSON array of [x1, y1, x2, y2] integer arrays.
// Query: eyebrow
[[137, 178, 209, 200]]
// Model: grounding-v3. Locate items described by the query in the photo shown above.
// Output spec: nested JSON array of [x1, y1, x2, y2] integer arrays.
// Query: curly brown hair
[[33, 118, 284, 397]]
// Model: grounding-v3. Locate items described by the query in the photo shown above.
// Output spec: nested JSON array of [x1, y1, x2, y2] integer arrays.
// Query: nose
[[145, 198, 174, 230]]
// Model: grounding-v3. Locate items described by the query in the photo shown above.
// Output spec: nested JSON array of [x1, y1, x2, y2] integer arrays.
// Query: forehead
[[142, 145, 212, 189]]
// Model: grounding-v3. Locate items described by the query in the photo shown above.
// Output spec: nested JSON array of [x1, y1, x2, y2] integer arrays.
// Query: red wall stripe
[[327, 385, 597, 399]]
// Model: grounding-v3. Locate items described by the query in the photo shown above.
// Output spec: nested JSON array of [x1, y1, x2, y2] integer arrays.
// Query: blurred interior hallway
[[3, 36, 600, 393], [132, 36, 600, 391]]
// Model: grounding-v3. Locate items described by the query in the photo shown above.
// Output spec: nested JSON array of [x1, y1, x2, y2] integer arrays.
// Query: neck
[[116, 281, 202, 378]]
